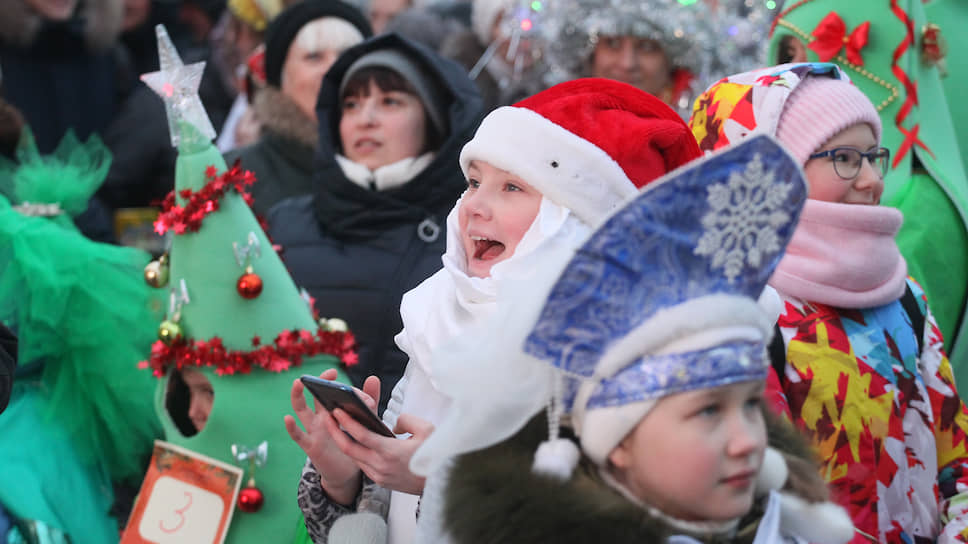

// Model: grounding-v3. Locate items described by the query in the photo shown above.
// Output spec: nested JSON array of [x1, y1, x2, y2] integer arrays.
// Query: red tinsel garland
[[154, 161, 256, 235], [139, 329, 359, 377]]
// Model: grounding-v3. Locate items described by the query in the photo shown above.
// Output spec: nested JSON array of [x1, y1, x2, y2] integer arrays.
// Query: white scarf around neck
[[336, 153, 435, 192], [386, 195, 592, 543], [395, 194, 593, 400]]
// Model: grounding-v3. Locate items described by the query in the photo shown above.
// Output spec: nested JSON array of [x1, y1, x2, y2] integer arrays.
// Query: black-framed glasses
[[808, 146, 891, 180]]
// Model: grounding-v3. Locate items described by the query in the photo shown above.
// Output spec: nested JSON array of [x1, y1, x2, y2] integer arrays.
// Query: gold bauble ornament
[[144, 255, 169, 288], [318, 317, 348, 332], [158, 319, 183, 345]]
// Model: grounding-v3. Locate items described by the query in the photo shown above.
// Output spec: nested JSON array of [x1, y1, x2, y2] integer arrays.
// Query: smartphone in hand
[[300, 375, 395, 437]]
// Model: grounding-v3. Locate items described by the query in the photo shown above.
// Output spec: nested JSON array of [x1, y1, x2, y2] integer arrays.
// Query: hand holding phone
[[300, 375, 395, 438]]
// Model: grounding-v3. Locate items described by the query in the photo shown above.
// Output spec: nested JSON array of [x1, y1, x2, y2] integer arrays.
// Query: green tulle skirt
[[0, 196, 166, 484], [0, 382, 119, 544]]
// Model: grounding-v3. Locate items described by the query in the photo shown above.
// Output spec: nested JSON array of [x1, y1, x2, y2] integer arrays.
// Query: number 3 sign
[[121, 441, 244, 544]]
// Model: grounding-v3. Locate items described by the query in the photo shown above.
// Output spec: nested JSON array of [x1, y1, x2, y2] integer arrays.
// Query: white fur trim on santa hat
[[460, 106, 639, 227]]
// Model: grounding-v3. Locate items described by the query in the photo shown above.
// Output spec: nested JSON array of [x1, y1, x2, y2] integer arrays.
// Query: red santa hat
[[459, 78, 702, 226]]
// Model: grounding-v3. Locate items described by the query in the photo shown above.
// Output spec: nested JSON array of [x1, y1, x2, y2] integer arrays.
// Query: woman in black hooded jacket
[[267, 33, 483, 410]]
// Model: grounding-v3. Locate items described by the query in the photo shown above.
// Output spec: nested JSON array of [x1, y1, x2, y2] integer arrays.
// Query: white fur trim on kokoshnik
[[459, 106, 639, 227], [573, 295, 771, 465]]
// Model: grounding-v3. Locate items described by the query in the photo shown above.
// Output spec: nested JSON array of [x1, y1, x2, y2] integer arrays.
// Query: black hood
[[311, 33, 483, 241]]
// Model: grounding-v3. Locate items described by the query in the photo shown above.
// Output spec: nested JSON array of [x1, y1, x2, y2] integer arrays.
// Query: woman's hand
[[327, 406, 434, 496], [284, 369, 379, 505]]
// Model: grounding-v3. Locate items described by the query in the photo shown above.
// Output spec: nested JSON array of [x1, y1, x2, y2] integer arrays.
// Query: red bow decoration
[[921, 23, 947, 77], [809, 12, 870, 66]]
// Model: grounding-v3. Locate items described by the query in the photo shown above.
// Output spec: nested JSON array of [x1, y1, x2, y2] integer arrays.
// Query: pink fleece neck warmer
[[769, 199, 907, 309]]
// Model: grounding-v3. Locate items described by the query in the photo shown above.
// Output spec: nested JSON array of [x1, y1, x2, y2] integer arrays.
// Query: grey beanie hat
[[338, 49, 448, 135]]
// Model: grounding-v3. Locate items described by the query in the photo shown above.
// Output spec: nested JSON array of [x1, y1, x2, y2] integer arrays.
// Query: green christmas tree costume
[[768, 0, 968, 373], [0, 129, 165, 543], [924, 0, 968, 185], [139, 26, 355, 544]]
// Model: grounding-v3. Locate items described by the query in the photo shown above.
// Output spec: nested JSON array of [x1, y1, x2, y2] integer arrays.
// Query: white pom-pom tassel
[[755, 447, 789, 494], [778, 493, 855, 544], [532, 438, 580, 480], [532, 372, 579, 481]]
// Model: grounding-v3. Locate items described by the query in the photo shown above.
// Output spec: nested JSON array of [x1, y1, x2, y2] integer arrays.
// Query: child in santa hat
[[409, 133, 855, 544], [689, 62, 968, 543], [284, 77, 702, 543]]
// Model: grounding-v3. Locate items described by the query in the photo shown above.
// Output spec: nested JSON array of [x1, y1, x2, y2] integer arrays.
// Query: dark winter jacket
[[0, 0, 128, 154], [95, 43, 235, 212], [225, 87, 318, 217], [268, 34, 482, 409], [0, 324, 15, 415], [0, 0, 132, 241], [442, 411, 833, 544]]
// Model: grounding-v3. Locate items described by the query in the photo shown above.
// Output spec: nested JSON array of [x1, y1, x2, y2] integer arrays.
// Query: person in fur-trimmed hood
[[409, 134, 855, 544], [225, 0, 372, 216]]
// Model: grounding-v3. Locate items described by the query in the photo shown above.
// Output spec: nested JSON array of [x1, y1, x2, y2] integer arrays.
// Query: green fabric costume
[[924, 0, 968, 166], [768, 0, 968, 375], [0, 129, 165, 543], [147, 106, 352, 544]]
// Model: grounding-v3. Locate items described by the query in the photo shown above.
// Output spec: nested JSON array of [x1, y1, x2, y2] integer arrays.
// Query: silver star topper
[[140, 24, 216, 148]]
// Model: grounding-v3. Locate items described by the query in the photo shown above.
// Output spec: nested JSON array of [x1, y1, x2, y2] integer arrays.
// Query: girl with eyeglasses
[[690, 63, 968, 543]]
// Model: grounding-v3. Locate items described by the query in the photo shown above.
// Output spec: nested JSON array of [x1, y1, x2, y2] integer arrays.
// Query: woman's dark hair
[[165, 370, 198, 437], [339, 66, 445, 153]]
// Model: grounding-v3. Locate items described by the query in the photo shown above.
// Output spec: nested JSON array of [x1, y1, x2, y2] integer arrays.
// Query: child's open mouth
[[471, 235, 505, 260]]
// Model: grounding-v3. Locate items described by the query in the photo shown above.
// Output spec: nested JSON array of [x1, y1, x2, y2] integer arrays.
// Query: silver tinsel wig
[[538, 0, 782, 115]]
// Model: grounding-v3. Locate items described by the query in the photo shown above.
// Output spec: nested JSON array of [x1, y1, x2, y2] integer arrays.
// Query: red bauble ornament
[[236, 267, 263, 299], [237, 485, 264, 513]]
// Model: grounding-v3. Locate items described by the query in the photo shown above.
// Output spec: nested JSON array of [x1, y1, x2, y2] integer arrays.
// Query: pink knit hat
[[775, 75, 881, 166]]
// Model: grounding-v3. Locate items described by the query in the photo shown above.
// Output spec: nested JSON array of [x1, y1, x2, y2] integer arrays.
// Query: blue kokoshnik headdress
[[525, 133, 807, 470]]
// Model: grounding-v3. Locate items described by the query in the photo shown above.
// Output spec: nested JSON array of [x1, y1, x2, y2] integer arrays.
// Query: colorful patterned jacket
[[766, 278, 968, 543]]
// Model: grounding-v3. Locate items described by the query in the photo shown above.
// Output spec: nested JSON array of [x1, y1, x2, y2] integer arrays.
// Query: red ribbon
[[888, 0, 934, 168], [809, 11, 870, 66]]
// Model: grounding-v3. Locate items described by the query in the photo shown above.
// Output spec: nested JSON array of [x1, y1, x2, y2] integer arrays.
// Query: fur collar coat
[[0, 0, 122, 51], [435, 411, 844, 544]]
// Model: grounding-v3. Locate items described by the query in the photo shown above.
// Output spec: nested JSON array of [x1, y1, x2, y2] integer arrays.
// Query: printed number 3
[[159, 491, 193, 533]]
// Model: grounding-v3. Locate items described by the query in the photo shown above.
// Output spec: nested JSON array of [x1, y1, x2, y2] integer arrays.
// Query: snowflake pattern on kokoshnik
[[694, 153, 793, 283]]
